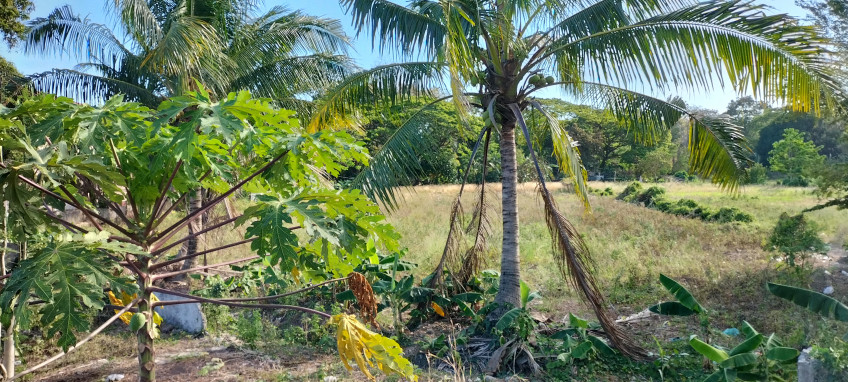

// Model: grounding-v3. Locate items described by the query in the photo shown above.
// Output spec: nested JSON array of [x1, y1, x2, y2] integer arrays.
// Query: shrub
[[669, 205, 693, 216], [711, 207, 754, 223], [654, 199, 673, 212], [616, 181, 643, 201], [767, 213, 828, 267], [745, 163, 768, 184], [677, 199, 699, 208], [616, 185, 754, 225], [781, 175, 810, 187], [589, 187, 614, 196], [693, 206, 713, 220], [636, 186, 667, 207]]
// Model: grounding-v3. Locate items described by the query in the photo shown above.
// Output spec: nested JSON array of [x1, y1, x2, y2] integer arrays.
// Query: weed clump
[[615, 186, 753, 224], [616, 182, 644, 202], [590, 186, 614, 196], [635, 186, 666, 207]]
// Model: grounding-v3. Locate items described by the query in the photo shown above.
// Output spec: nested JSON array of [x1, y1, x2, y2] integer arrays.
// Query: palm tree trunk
[[495, 122, 521, 308]]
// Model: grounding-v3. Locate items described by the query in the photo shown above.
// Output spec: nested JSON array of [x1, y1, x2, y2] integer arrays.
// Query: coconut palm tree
[[314, 0, 841, 356], [23, 0, 351, 108]]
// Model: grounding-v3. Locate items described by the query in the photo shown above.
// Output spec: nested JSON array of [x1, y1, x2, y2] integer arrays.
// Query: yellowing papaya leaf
[[331, 314, 417, 381], [108, 291, 163, 326], [431, 302, 445, 317], [107, 291, 134, 324]]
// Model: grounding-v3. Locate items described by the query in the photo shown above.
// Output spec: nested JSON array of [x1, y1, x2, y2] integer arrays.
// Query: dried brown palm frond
[[510, 103, 646, 360], [538, 185, 645, 359], [456, 129, 493, 286], [428, 196, 465, 291], [427, 126, 491, 290]]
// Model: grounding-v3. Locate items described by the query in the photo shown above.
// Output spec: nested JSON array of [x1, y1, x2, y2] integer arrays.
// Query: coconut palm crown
[[23, 0, 352, 113], [315, 0, 841, 357]]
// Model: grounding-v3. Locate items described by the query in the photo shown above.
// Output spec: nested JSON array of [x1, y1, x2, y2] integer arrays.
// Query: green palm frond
[[341, 0, 446, 57], [228, 6, 350, 67], [351, 95, 454, 209], [442, 0, 477, 121], [275, 98, 319, 121], [110, 0, 165, 50], [230, 54, 353, 100], [140, 15, 232, 95], [307, 62, 445, 132], [577, 82, 752, 189], [528, 100, 589, 208], [28, 69, 160, 106], [545, 0, 839, 112], [25, 5, 132, 65]]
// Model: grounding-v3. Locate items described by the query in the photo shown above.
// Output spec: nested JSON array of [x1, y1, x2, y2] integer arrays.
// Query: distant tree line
[[343, 95, 847, 189]]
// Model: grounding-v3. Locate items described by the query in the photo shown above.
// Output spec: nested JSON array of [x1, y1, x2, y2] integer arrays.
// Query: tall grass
[[386, 182, 847, 341]]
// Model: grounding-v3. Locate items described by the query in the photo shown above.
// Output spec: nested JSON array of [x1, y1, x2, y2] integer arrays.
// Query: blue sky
[[2, 0, 808, 112]]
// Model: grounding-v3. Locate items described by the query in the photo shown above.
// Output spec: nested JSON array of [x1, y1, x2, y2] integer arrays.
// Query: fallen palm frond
[[510, 103, 646, 360]]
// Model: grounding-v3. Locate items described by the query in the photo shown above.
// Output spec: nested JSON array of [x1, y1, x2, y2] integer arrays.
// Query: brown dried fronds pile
[[347, 272, 379, 329]]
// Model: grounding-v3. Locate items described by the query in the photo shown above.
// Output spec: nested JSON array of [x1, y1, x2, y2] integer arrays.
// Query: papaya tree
[[0, 89, 415, 381], [312, 0, 841, 357]]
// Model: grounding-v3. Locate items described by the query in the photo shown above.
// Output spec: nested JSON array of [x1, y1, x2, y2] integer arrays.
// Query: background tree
[[768, 128, 826, 181], [633, 141, 675, 181], [726, 96, 768, 140], [350, 98, 486, 184], [749, 109, 845, 164], [0, 0, 32, 47], [318, 0, 840, 357], [24, 0, 351, 109]]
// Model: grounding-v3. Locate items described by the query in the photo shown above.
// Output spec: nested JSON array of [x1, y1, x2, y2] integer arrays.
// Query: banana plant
[[650, 273, 709, 330], [689, 321, 799, 381], [551, 313, 617, 364], [767, 282, 848, 322]]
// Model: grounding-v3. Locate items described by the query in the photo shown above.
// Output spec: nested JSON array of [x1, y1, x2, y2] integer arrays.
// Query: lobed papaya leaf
[[331, 314, 417, 381]]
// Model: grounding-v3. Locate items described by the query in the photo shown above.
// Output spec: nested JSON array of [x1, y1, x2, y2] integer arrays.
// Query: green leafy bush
[[767, 213, 827, 267], [745, 163, 768, 184], [673, 171, 697, 182], [711, 207, 754, 223], [780, 175, 810, 187], [616, 182, 643, 202], [616, 186, 753, 224], [589, 186, 614, 196], [636, 186, 666, 207]]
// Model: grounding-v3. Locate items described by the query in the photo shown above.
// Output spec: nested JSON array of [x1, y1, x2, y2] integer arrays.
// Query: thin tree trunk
[[0, 203, 8, 379], [137, 259, 156, 382], [1, 240, 20, 379], [495, 122, 522, 308], [3, 315, 14, 379], [176, 189, 203, 281]]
